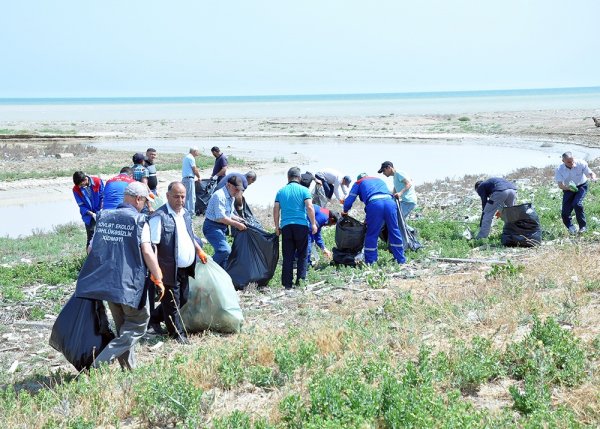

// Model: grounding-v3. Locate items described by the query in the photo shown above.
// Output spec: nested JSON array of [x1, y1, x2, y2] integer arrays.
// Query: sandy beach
[[2, 108, 600, 145], [1, 108, 600, 229]]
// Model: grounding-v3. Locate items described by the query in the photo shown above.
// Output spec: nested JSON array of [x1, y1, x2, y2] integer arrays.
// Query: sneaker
[[568, 225, 577, 235], [579, 226, 587, 234]]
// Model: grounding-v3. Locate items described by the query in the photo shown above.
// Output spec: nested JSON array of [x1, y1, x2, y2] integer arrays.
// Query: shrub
[[504, 316, 586, 386], [132, 363, 204, 427]]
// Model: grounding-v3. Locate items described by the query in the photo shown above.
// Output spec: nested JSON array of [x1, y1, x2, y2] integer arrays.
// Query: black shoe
[[147, 322, 167, 335]]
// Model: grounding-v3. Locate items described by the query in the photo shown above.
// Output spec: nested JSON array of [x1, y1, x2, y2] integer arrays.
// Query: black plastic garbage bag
[[501, 203, 542, 247], [49, 295, 114, 371], [335, 216, 366, 252], [300, 171, 314, 188], [232, 198, 263, 239], [380, 200, 422, 251], [195, 178, 217, 215], [226, 225, 279, 290], [332, 247, 361, 267]]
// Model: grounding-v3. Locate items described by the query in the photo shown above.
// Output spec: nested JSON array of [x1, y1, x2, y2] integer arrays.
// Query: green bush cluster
[[132, 361, 204, 427], [504, 316, 587, 387]]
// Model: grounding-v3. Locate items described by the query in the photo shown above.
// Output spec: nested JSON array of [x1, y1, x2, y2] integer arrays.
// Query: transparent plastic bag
[[180, 258, 244, 333]]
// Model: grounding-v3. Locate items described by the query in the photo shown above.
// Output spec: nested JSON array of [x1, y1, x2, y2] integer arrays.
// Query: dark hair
[[245, 171, 257, 181], [211, 146, 220, 153], [120, 166, 133, 175], [562, 151, 573, 160], [73, 171, 86, 186], [146, 148, 156, 153], [287, 167, 301, 181], [328, 211, 340, 225], [474, 180, 483, 190], [227, 175, 243, 189]]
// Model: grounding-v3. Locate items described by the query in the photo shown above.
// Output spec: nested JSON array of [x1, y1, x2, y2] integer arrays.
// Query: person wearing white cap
[[75, 181, 164, 369]]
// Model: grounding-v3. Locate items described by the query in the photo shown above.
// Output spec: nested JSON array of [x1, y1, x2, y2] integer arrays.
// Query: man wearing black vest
[[75, 182, 164, 370], [149, 181, 207, 344]]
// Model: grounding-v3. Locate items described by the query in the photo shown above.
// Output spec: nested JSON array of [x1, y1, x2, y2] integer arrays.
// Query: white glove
[[212, 175, 218, 181], [90, 212, 96, 221]]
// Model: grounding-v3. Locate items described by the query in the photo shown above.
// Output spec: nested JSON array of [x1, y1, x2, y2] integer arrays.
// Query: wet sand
[[1, 108, 599, 226]]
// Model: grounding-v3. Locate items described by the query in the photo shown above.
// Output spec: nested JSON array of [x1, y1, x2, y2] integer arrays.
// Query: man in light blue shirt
[[555, 152, 597, 234], [378, 161, 418, 218], [182, 147, 201, 215], [274, 167, 317, 290], [202, 175, 247, 267]]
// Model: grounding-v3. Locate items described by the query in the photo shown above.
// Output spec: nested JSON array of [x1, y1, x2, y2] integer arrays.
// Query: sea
[[1, 86, 599, 121]]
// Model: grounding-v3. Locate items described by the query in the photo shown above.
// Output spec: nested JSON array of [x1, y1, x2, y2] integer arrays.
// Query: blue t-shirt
[[212, 153, 228, 177], [275, 182, 312, 228]]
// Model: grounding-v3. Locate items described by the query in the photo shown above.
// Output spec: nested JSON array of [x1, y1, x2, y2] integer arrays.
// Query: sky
[[1, 1, 598, 98]]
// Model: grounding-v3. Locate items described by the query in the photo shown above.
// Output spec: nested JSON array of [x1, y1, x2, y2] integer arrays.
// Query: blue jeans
[[182, 177, 195, 215], [281, 224, 309, 288], [400, 201, 416, 218], [202, 219, 231, 267], [561, 182, 588, 229]]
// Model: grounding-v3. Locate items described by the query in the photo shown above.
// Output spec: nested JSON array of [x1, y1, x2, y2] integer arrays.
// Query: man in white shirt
[[148, 182, 207, 343], [555, 151, 597, 234], [314, 168, 352, 205]]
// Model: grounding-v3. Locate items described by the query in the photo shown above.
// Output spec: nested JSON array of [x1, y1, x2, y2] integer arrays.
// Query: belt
[[367, 194, 392, 204], [183, 176, 194, 179]]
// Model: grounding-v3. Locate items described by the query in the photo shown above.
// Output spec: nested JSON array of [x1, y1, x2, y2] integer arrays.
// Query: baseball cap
[[227, 175, 244, 190], [356, 173, 367, 181], [132, 152, 146, 164], [377, 161, 394, 174], [343, 175, 352, 185], [124, 181, 152, 200]]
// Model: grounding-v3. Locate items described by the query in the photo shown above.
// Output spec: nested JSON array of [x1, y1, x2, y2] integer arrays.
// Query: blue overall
[[343, 177, 405, 264]]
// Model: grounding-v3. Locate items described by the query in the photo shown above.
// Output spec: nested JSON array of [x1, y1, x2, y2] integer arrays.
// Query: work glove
[[212, 175, 218, 181], [90, 212, 96, 221], [196, 247, 208, 264], [150, 274, 165, 301]]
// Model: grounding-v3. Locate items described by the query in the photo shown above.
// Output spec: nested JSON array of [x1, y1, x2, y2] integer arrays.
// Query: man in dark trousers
[[210, 146, 228, 184], [343, 173, 405, 265], [75, 182, 164, 369], [555, 151, 597, 234], [149, 181, 208, 343], [474, 177, 517, 239], [273, 167, 317, 290]]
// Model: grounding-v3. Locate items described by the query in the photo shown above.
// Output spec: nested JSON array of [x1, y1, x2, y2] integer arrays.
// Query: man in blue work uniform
[[474, 177, 517, 239], [306, 205, 338, 265], [72, 170, 104, 248], [342, 173, 405, 265]]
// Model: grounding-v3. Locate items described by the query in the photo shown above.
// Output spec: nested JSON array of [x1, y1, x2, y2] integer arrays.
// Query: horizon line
[[1, 85, 599, 102]]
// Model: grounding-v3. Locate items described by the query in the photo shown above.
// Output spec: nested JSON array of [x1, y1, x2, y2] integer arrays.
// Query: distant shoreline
[[2, 85, 599, 104]]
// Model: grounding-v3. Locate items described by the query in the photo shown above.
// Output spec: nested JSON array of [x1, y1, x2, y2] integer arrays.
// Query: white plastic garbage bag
[[180, 257, 244, 334]]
